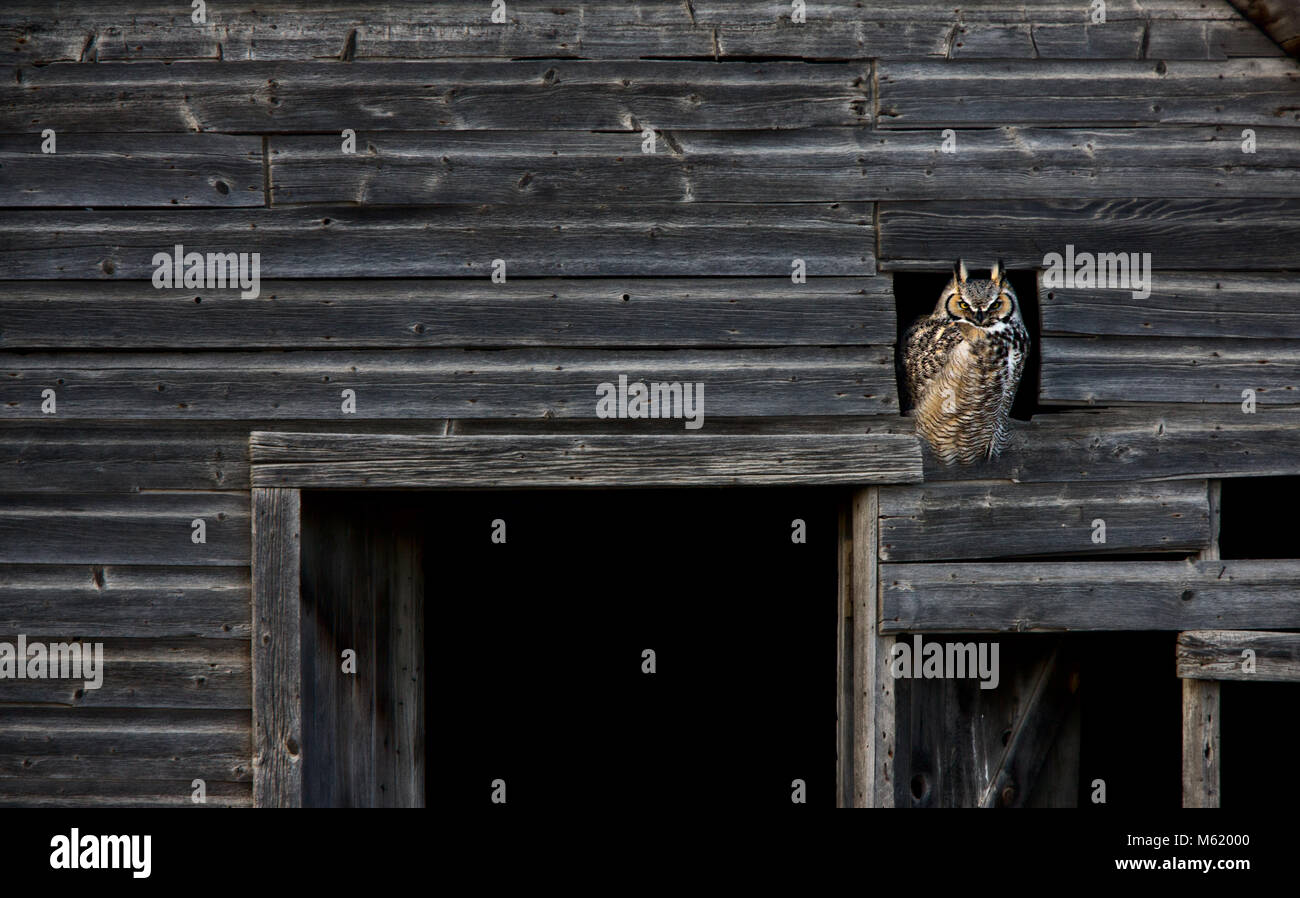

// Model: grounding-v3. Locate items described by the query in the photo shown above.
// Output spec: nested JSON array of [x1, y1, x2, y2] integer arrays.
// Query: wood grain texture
[[0, 778, 250, 808], [0, 205, 875, 279], [0, 135, 264, 208], [918, 406, 1300, 483], [879, 480, 1210, 562], [877, 59, 1300, 128], [881, 559, 1300, 633], [1177, 630, 1300, 681], [1229, 0, 1300, 56], [1182, 678, 1220, 807], [251, 432, 924, 488], [267, 126, 1300, 205], [878, 199, 1300, 270], [850, 487, 896, 808], [0, 493, 248, 565], [2, 61, 870, 132], [0, 637, 248, 708], [251, 486, 301, 808], [0, 709, 250, 784], [1041, 338, 1300, 405], [0, 348, 897, 420], [0, 565, 249, 638], [1041, 272, 1300, 338], [952, 20, 1282, 60], [0, 277, 896, 349]]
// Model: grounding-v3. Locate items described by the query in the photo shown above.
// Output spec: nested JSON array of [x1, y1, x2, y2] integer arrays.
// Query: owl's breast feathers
[[904, 315, 1027, 465]]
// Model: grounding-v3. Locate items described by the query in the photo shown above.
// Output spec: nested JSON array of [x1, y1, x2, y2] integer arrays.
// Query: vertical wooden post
[[852, 487, 895, 807], [1182, 480, 1221, 808], [252, 487, 303, 808], [837, 504, 850, 807]]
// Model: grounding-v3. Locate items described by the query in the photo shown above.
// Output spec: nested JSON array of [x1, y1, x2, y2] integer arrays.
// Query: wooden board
[[0, 135, 264, 208], [0, 205, 875, 279], [1041, 337, 1300, 405], [251, 486, 301, 808], [0, 778, 251, 808], [0, 348, 898, 420], [0, 637, 248, 708], [1177, 630, 1300, 681], [1041, 272, 1300, 338], [251, 432, 924, 488], [0, 277, 896, 349], [952, 20, 1281, 60], [877, 59, 1300, 128], [0, 708, 250, 784], [267, 127, 1300, 205], [879, 480, 1210, 562], [0, 493, 248, 565], [881, 559, 1300, 632], [2, 61, 870, 133], [0, 565, 249, 638], [878, 199, 1300, 270]]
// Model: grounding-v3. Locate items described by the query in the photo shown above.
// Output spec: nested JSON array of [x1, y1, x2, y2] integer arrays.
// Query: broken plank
[[1177, 630, 1300, 681]]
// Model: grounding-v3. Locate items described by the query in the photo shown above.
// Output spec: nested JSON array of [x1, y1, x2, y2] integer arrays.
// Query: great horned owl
[[902, 261, 1029, 465]]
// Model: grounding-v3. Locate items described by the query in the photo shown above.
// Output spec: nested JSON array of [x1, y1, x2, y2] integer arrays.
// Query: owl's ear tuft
[[955, 260, 969, 283], [990, 259, 1004, 284]]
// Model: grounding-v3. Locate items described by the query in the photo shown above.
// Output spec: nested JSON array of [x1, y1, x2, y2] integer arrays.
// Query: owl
[[901, 260, 1029, 465]]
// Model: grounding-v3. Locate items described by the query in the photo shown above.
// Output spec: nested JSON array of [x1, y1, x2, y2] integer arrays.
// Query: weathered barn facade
[[1, 1, 1299, 807]]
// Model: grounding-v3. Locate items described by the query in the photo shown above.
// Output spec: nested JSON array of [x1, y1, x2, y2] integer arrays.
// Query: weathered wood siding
[[0, 0, 1297, 807]]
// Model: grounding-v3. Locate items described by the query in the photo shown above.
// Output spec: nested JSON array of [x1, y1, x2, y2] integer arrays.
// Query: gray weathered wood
[[0, 637, 248, 708], [0, 277, 897, 349], [0, 565, 249, 638], [251, 486, 301, 808], [268, 127, 1300, 204], [250, 432, 923, 488], [0, 777, 251, 807], [0, 205, 875, 279], [881, 559, 1300, 633], [877, 59, 1300, 128], [0, 134, 264, 208], [1177, 630, 1300, 681], [0, 348, 897, 420], [836, 502, 850, 808], [0, 493, 248, 565], [0, 709, 250, 783], [1182, 678, 1220, 807], [980, 641, 1081, 808], [1041, 338, 1300, 405], [1042, 272, 1300, 338], [3, 61, 869, 133], [879, 480, 1210, 562], [1228, 0, 1300, 56], [879, 199, 1300, 270], [851, 487, 895, 808], [952, 20, 1282, 60]]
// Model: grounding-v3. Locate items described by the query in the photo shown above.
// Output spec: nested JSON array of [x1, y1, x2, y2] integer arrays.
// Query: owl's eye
[[957, 300, 969, 310]]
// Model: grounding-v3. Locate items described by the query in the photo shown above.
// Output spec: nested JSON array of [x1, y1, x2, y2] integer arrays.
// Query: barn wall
[[1, 1, 1298, 807]]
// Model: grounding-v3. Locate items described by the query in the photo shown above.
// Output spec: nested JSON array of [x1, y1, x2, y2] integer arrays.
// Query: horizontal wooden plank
[[0, 777, 251, 807], [0, 277, 895, 349], [0, 637, 249, 708], [691, 2, 1243, 22], [877, 60, 1300, 128], [0, 348, 898, 419], [268, 127, 1300, 204], [2, 61, 869, 132], [0, 708, 249, 782], [879, 480, 1210, 562], [1041, 272, 1300, 338], [878, 199, 1300, 270], [0, 565, 249, 638], [921, 405, 1300, 483], [881, 560, 1300, 632], [0, 493, 248, 565], [0, 205, 874, 278], [0, 134, 264, 208], [1041, 338, 1300, 405], [249, 432, 924, 487], [1177, 630, 1300, 681]]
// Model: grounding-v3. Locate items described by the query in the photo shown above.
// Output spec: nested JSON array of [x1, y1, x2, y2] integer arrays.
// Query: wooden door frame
[[248, 430, 922, 807]]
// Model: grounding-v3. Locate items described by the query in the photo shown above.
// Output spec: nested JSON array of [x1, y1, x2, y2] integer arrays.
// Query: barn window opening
[[1221, 682, 1300, 808], [1218, 477, 1300, 559], [300, 487, 840, 808], [892, 269, 1043, 421]]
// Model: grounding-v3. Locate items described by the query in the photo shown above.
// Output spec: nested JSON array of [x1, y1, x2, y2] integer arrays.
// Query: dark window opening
[[1219, 477, 1300, 559], [892, 269, 1043, 421], [1221, 681, 1300, 809]]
